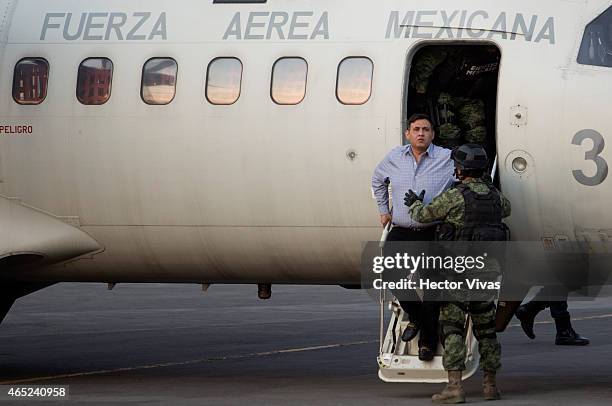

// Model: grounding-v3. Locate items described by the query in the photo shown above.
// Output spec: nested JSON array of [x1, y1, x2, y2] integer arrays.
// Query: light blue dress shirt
[[372, 143, 455, 229]]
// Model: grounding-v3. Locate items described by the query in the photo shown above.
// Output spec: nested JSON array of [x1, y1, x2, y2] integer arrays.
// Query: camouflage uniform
[[437, 93, 487, 146], [411, 47, 497, 148], [408, 178, 511, 372], [412, 47, 449, 94]]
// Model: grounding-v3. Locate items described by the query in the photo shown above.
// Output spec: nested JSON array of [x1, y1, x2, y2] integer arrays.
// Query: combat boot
[[515, 301, 546, 339], [555, 317, 590, 346], [432, 370, 465, 404], [482, 370, 501, 400]]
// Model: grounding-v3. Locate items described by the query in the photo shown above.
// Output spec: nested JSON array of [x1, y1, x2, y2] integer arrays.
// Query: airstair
[[376, 224, 480, 383]]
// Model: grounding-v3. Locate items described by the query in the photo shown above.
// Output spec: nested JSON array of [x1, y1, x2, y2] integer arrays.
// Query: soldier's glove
[[404, 190, 425, 207]]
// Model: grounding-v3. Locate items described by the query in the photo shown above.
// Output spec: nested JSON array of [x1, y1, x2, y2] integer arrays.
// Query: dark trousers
[[525, 286, 570, 320], [386, 226, 440, 349]]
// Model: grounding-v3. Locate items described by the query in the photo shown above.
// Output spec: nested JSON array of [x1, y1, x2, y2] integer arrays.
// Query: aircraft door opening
[[378, 46, 504, 382], [405, 44, 502, 183]]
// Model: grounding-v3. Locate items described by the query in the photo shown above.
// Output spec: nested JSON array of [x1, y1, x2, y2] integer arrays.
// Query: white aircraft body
[[0, 0, 611, 314]]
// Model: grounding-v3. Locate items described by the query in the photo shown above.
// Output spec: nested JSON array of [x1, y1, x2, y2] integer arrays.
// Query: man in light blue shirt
[[372, 113, 455, 360]]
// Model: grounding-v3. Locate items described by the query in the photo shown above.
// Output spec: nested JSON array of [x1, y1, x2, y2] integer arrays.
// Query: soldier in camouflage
[[410, 46, 499, 149], [404, 144, 511, 404]]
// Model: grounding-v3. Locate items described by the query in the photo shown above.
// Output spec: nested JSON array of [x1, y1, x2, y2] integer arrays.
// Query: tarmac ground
[[0, 283, 610, 405]]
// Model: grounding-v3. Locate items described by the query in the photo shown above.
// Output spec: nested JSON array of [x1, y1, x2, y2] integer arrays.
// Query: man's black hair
[[407, 113, 433, 129]]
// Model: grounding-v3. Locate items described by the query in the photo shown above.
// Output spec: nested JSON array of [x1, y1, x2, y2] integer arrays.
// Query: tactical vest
[[454, 182, 508, 241]]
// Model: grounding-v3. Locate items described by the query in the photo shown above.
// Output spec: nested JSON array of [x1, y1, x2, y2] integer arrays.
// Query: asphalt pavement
[[0, 283, 610, 405]]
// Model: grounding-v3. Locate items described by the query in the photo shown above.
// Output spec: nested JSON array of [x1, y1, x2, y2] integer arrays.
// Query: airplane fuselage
[[1, 0, 611, 285]]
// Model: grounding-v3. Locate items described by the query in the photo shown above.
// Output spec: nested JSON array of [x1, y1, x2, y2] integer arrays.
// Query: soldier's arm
[[409, 189, 461, 224]]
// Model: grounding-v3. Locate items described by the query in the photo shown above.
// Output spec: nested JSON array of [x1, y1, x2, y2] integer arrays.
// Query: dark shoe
[[555, 328, 590, 346], [402, 322, 420, 342], [419, 346, 434, 361], [554, 317, 590, 345], [515, 305, 536, 339]]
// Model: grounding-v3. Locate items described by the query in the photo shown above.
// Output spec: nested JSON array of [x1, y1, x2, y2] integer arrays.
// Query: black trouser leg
[[522, 287, 550, 316], [523, 287, 571, 337], [545, 286, 570, 320], [549, 300, 570, 320], [399, 298, 422, 325], [527, 286, 570, 320], [387, 226, 425, 325], [399, 296, 441, 348], [418, 301, 440, 349], [386, 226, 437, 348]]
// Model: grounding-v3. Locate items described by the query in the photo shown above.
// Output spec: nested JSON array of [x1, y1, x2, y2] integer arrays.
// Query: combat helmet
[[451, 143, 488, 170]]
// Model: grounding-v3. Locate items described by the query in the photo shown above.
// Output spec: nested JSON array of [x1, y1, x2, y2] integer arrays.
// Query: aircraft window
[[141, 57, 178, 105], [578, 6, 612, 67], [271, 57, 308, 105], [206, 57, 243, 105], [77, 58, 113, 105], [12, 58, 49, 105], [336, 57, 373, 105]]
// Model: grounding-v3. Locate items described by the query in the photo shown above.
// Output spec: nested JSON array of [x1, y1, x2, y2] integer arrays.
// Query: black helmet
[[452, 143, 488, 170]]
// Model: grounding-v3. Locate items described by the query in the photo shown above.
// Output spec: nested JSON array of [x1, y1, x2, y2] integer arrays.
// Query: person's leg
[[539, 287, 589, 345], [550, 300, 590, 345], [386, 227, 423, 340], [470, 301, 501, 400], [418, 300, 440, 360], [386, 227, 436, 343], [439, 304, 467, 361], [433, 302, 467, 404], [524, 286, 551, 312], [542, 285, 570, 319], [418, 228, 440, 356], [515, 287, 550, 339], [549, 300, 570, 319], [399, 299, 422, 326]]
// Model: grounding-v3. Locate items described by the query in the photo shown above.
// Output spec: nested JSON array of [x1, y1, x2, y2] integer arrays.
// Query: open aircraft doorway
[[378, 44, 505, 381], [405, 44, 502, 184]]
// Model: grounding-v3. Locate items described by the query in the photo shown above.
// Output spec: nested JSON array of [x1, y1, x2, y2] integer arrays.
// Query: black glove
[[404, 190, 425, 207]]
